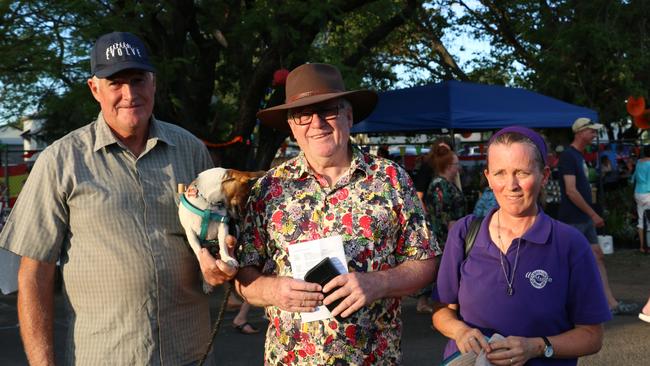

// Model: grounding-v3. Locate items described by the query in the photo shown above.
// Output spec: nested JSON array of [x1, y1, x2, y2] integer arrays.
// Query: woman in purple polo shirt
[[432, 126, 611, 366]]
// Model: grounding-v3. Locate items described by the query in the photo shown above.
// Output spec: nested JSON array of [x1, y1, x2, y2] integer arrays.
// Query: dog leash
[[197, 284, 232, 366]]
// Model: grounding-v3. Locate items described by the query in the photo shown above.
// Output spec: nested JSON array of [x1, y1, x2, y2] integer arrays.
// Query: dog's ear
[[246, 171, 265, 188], [220, 169, 264, 219]]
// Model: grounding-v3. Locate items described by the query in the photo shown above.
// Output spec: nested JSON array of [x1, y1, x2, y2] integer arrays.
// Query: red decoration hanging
[[627, 96, 646, 117], [634, 112, 650, 129], [272, 68, 290, 87], [202, 136, 243, 148]]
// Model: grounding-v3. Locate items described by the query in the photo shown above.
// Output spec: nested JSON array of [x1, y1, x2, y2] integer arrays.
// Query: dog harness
[[179, 194, 229, 242]]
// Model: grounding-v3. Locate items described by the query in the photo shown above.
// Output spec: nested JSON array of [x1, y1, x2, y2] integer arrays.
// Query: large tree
[[448, 0, 650, 133], [3, 0, 456, 169]]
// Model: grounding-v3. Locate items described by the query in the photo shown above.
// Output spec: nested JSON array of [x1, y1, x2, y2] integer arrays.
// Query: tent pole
[[449, 129, 455, 150]]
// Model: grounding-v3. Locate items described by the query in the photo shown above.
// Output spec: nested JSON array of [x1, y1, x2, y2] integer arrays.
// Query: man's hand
[[267, 277, 324, 312], [198, 235, 237, 286], [321, 272, 385, 319], [591, 213, 605, 228]]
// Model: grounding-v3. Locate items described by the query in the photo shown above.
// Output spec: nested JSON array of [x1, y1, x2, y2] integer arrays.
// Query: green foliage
[[448, 0, 650, 125], [0, 0, 438, 170], [3, 0, 648, 170], [602, 184, 637, 246]]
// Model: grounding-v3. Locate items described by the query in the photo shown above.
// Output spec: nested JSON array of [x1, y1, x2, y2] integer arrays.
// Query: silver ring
[[510, 358, 513, 364]]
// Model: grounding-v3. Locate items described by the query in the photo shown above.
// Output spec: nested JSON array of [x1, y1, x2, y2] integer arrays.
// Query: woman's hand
[[486, 336, 541, 365], [453, 327, 491, 355]]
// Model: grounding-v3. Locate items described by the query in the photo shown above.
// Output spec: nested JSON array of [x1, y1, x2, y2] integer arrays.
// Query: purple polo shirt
[[433, 207, 611, 365]]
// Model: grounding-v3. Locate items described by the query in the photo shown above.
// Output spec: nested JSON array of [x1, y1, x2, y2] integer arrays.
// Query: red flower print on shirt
[[386, 165, 398, 186], [360, 215, 373, 238], [271, 211, 284, 229], [270, 184, 283, 197], [328, 320, 338, 330], [345, 324, 357, 346], [342, 213, 353, 234], [274, 317, 281, 337], [324, 334, 334, 345], [283, 350, 295, 364], [305, 342, 316, 355], [335, 188, 349, 201]]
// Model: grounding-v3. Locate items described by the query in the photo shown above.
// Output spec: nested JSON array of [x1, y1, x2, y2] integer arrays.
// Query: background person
[[473, 173, 498, 218], [558, 118, 637, 315], [630, 144, 650, 253], [412, 137, 454, 313], [432, 126, 611, 365], [0, 32, 235, 365], [424, 143, 466, 246], [414, 137, 454, 209], [234, 63, 439, 365]]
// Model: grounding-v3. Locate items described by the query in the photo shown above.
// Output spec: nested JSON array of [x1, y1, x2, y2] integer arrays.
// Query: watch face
[[544, 345, 554, 358]]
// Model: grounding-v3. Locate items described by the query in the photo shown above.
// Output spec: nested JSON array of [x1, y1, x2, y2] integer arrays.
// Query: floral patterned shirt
[[425, 176, 466, 245], [238, 147, 440, 365]]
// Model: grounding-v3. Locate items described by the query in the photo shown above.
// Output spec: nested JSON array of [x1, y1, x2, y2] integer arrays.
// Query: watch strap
[[541, 336, 553, 358], [541, 336, 551, 347]]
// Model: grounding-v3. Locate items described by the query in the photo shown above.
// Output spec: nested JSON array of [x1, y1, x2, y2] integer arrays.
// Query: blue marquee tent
[[351, 80, 598, 134]]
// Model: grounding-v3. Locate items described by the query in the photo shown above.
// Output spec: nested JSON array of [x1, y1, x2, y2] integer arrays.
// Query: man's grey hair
[[92, 71, 155, 89]]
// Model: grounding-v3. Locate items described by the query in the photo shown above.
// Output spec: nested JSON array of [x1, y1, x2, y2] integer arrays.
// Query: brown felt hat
[[256, 63, 378, 131]]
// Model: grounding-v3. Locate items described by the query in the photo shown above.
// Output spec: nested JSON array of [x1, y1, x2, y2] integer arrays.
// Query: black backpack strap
[[464, 217, 483, 258]]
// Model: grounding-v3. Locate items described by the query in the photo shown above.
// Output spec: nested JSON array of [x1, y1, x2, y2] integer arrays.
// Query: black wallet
[[304, 257, 344, 320]]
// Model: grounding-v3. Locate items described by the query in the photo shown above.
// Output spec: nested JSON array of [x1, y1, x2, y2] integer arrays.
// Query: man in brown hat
[[235, 63, 440, 364]]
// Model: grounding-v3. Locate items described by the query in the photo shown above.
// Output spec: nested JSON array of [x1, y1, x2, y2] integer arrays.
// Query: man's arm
[[17, 256, 57, 366], [324, 258, 436, 318], [563, 175, 604, 227]]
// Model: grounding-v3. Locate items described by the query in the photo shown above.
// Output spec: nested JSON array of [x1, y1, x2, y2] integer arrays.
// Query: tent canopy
[[351, 80, 598, 134]]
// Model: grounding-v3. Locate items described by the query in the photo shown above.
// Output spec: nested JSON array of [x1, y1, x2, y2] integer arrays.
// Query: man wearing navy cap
[[0, 32, 234, 365]]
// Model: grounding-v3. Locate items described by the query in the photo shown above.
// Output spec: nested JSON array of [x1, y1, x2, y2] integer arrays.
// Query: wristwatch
[[541, 336, 554, 358]]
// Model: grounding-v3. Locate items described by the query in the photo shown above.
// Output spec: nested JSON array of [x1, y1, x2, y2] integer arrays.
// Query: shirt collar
[[482, 206, 552, 245], [292, 145, 371, 179], [93, 113, 175, 152]]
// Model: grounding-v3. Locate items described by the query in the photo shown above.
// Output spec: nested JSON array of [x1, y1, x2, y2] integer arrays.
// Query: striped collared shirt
[[0, 113, 214, 365]]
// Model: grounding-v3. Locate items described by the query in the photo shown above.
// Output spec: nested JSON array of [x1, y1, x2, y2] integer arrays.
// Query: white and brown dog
[[179, 167, 264, 293]]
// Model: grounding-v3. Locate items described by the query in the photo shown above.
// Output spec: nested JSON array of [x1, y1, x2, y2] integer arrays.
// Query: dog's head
[[193, 167, 265, 219]]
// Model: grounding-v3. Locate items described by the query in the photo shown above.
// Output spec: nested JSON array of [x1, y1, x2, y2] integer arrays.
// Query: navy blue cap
[[90, 32, 156, 77]]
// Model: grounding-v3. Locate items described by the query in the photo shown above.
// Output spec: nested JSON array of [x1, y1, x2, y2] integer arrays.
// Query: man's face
[[87, 69, 155, 137], [578, 127, 599, 143], [288, 98, 353, 164]]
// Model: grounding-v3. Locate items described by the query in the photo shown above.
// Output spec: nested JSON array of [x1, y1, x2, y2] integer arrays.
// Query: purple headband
[[488, 126, 548, 165]]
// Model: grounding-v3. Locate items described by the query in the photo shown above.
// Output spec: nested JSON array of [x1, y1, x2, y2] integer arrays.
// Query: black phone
[[304, 257, 344, 320]]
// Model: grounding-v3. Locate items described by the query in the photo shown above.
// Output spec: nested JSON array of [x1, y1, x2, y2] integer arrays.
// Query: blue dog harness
[[179, 193, 229, 242]]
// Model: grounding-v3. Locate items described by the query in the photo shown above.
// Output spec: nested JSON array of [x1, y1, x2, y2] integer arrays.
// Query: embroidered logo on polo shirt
[[526, 269, 552, 289]]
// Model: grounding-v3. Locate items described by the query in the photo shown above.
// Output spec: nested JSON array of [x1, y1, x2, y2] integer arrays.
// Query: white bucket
[[597, 235, 614, 255]]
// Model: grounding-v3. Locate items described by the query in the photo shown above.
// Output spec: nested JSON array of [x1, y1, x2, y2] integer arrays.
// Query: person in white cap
[[557, 117, 637, 316], [0, 31, 234, 365]]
